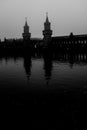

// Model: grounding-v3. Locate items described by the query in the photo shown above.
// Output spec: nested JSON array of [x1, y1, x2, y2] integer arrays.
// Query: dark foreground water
[[0, 52, 87, 129]]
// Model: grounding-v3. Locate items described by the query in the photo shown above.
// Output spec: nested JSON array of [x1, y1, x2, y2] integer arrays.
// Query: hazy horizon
[[0, 0, 87, 40]]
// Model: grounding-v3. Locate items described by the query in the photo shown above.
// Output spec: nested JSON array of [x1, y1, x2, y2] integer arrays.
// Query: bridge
[[51, 33, 87, 52], [0, 33, 87, 53]]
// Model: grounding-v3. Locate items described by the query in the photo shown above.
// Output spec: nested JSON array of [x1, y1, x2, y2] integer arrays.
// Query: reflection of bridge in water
[[0, 52, 87, 85], [22, 52, 87, 84], [53, 53, 87, 63], [0, 52, 87, 65]]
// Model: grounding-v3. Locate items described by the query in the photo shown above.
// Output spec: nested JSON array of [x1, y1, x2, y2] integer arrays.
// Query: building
[[43, 13, 53, 43], [22, 18, 31, 41]]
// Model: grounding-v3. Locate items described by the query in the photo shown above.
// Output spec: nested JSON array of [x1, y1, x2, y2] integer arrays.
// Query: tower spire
[[42, 13, 53, 43], [25, 17, 28, 26], [46, 12, 49, 22], [22, 17, 31, 41], [46, 12, 48, 18], [25, 17, 27, 21]]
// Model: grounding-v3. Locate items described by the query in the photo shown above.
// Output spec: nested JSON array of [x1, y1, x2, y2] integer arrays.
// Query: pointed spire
[[25, 17, 28, 26], [46, 12, 48, 18], [25, 17, 27, 22], [46, 12, 49, 23]]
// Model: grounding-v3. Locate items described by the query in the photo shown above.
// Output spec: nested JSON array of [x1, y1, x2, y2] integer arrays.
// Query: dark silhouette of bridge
[[51, 33, 87, 52], [0, 33, 87, 53], [0, 14, 87, 52]]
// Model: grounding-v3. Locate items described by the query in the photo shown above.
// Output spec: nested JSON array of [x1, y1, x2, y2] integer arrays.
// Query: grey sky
[[0, 0, 87, 40]]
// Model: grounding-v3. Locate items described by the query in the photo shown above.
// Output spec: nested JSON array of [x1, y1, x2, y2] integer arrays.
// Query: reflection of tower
[[69, 53, 74, 69], [22, 18, 31, 41], [43, 53, 53, 85], [23, 56, 32, 81], [43, 13, 53, 44]]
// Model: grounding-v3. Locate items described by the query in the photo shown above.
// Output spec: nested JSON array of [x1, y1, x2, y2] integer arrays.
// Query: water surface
[[0, 53, 87, 129], [0, 53, 87, 90]]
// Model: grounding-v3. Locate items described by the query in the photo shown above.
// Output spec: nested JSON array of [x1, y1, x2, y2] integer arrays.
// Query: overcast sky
[[0, 0, 87, 40]]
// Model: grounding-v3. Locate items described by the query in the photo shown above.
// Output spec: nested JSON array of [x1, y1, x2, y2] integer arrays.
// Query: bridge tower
[[22, 18, 31, 41], [43, 13, 53, 43]]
